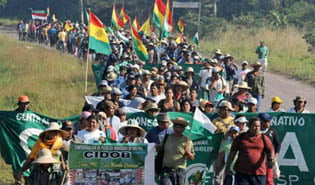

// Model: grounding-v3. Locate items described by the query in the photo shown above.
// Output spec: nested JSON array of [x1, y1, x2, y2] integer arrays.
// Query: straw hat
[[251, 61, 262, 67], [101, 86, 112, 94], [106, 72, 118, 82], [172, 117, 189, 127], [171, 80, 189, 90], [144, 103, 159, 112], [39, 122, 66, 139], [185, 67, 194, 73], [32, 148, 60, 164], [157, 113, 171, 122], [215, 49, 222, 55], [234, 81, 252, 90], [218, 100, 235, 111], [119, 120, 146, 137]]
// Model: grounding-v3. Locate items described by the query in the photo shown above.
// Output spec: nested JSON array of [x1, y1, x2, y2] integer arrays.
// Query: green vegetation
[[200, 25, 315, 86], [0, 18, 18, 25], [0, 34, 96, 118]]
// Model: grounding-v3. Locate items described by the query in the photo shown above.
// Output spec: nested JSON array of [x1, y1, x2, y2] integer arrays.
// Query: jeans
[[253, 95, 262, 112], [160, 167, 185, 185], [235, 172, 266, 185]]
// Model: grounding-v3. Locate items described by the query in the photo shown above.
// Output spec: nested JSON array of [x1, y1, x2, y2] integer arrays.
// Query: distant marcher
[[246, 97, 258, 113], [225, 118, 274, 185], [15, 95, 30, 112], [236, 61, 251, 84], [256, 41, 269, 72], [287, 96, 310, 113], [266, 96, 285, 112], [207, 68, 227, 104], [198, 59, 213, 100], [159, 117, 195, 185], [245, 61, 264, 111]]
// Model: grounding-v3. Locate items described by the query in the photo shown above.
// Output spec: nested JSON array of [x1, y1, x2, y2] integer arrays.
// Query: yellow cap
[[272, 96, 283, 103]]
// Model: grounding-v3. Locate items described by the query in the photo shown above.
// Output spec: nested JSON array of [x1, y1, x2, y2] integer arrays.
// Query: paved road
[[261, 72, 315, 112], [1, 25, 315, 112]]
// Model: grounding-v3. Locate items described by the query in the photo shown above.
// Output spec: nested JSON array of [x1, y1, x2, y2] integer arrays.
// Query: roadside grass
[[0, 34, 96, 117], [200, 25, 315, 85], [0, 33, 98, 184], [0, 18, 19, 26]]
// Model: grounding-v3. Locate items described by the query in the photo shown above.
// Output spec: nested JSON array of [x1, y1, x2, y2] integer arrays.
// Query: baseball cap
[[258, 113, 273, 121]]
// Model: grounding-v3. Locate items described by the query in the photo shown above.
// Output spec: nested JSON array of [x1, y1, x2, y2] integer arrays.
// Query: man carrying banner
[[15, 95, 30, 112], [159, 117, 195, 185]]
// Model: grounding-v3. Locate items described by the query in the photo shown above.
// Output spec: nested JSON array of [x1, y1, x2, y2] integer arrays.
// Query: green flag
[[0, 111, 79, 175], [192, 32, 199, 46]]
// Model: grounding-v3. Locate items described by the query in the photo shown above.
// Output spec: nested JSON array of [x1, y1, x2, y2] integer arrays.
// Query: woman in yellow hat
[[265, 96, 285, 112]]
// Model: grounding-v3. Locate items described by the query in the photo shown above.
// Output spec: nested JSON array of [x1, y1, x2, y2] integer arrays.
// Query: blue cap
[[229, 126, 240, 133], [258, 113, 273, 121]]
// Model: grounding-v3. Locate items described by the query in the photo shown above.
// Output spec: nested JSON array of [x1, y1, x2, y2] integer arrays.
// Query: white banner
[[172, 1, 200, 8]]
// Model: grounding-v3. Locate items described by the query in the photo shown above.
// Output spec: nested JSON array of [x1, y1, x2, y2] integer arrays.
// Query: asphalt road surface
[[1, 25, 315, 112]]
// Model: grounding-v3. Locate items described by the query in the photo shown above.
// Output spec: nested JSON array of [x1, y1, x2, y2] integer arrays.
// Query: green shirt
[[256, 46, 269, 59], [162, 135, 194, 169]]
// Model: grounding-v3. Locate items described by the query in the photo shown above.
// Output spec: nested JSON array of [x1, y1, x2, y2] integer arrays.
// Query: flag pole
[[84, 46, 90, 95], [84, 11, 91, 95]]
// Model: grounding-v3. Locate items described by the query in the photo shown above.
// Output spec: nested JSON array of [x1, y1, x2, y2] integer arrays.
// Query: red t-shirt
[[231, 133, 274, 175]]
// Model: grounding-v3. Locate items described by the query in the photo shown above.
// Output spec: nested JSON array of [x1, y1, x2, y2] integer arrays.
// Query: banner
[[1, 110, 315, 184], [69, 143, 155, 185], [0, 111, 79, 174], [172, 2, 200, 8]]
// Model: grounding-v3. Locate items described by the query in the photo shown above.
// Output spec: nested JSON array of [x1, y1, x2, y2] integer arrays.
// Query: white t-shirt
[[236, 68, 251, 84], [207, 77, 227, 103], [77, 129, 105, 144], [287, 107, 310, 113], [106, 115, 121, 137], [265, 108, 286, 112], [199, 67, 213, 89]]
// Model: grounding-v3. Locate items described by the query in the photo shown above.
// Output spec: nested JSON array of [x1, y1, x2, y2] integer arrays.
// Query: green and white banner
[[1, 111, 315, 184], [0, 110, 79, 175], [69, 143, 155, 185]]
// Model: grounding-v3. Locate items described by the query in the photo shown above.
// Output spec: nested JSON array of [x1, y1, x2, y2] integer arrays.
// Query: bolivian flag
[[131, 23, 148, 62], [120, 5, 129, 24], [112, 4, 124, 30], [140, 18, 151, 35], [133, 17, 141, 31], [164, 0, 173, 33], [177, 18, 184, 33], [89, 10, 111, 55], [153, 0, 166, 30]]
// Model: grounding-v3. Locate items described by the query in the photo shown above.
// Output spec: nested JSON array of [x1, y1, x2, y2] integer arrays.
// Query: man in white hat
[[246, 97, 258, 113], [236, 61, 251, 84], [198, 59, 214, 100], [287, 96, 310, 113]]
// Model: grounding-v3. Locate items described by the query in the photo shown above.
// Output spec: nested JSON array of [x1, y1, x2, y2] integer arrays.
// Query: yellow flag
[[140, 18, 151, 36]]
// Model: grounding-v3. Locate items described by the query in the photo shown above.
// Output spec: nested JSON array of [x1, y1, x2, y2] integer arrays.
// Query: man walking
[[256, 41, 269, 72]]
